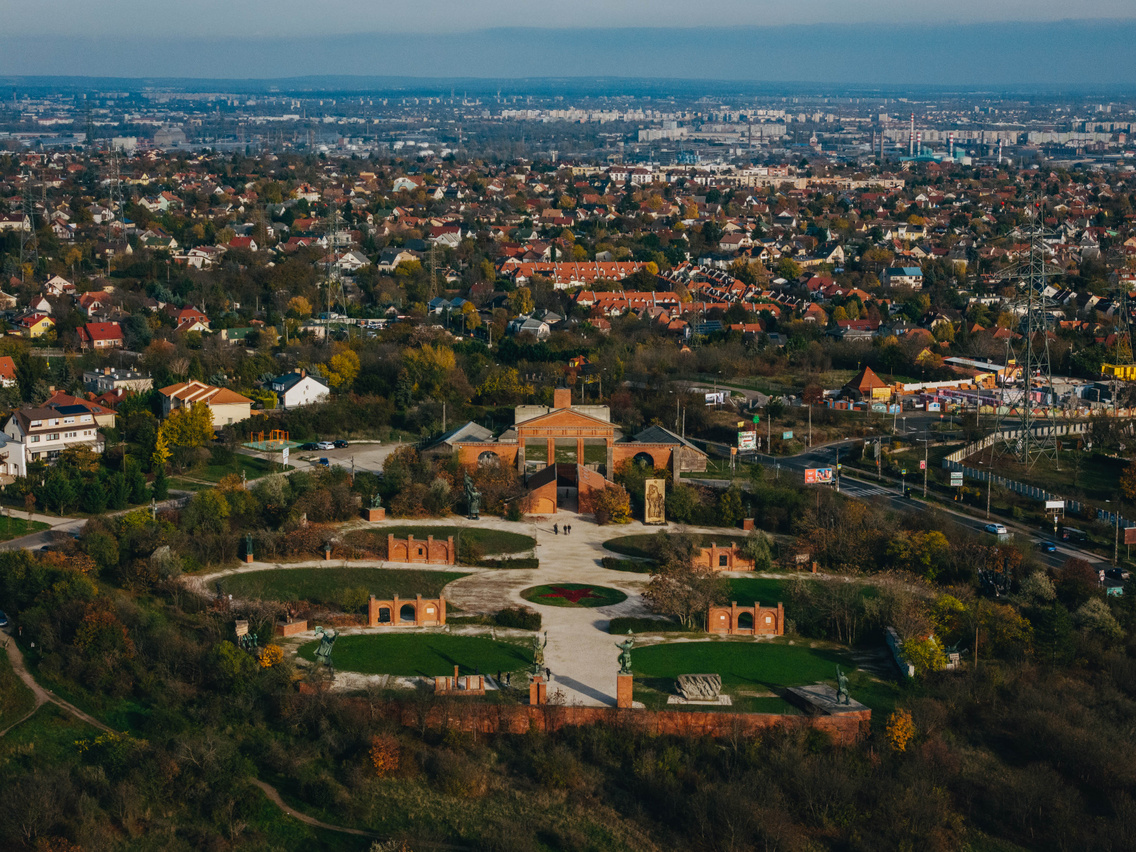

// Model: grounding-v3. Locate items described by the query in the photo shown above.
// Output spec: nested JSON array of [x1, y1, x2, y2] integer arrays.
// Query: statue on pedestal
[[464, 472, 481, 520], [616, 632, 635, 675], [531, 631, 547, 677], [370, 492, 382, 510], [244, 533, 254, 561], [835, 665, 850, 705]]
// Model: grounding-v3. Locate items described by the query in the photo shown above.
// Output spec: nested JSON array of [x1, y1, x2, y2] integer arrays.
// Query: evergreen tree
[[151, 466, 169, 501]]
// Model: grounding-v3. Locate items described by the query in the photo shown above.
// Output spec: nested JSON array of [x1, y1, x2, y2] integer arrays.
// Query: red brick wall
[[693, 543, 756, 571], [385, 701, 869, 745], [387, 534, 455, 565]]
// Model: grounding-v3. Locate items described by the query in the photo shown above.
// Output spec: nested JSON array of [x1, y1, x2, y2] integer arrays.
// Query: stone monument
[[364, 491, 386, 522], [644, 479, 666, 525], [676, 673, 723, 702]]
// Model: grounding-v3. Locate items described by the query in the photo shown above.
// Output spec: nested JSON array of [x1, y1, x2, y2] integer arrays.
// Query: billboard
[[1045, 500, 1065, 510], [1125, 526, 1136, 546], [704, 391, 727, 406], [805, 468, 834, 484], [782, 430, 794, 440], [738, 431, 757, 451]]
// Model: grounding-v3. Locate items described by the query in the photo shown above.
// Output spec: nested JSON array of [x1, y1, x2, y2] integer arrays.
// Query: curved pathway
[[0, 633, 112, 735]]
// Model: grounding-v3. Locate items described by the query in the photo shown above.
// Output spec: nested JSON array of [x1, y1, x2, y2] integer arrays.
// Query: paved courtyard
[[197, 511, 765, 707]]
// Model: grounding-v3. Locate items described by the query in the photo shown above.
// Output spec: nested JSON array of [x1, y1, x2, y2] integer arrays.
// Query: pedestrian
[[553, 523, 559, 535], [545, 667, 551, 681], [496, 670, 502, 685], [505, 672, 511, 687], [567, 524, 572, 535]]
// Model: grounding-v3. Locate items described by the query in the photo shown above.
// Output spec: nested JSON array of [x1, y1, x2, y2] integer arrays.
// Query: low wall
[[385, 701, 870, 744], [387, 534, 455, 565]]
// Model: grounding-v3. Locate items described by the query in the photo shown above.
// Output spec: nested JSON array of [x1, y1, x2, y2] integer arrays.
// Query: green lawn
[[520, 583, 628, 608], [222, 567, 468, 607], [0, 650, 36, 731], [726, 577, 788, 607], [369, 525, 535, 558], [603, 532, 750, 560], [0, 517, 50, 543], [0, 704, 100, 772], [631, 638, 900, 715], [297, 633, 530, 676], [961, 448, 1118, 503]]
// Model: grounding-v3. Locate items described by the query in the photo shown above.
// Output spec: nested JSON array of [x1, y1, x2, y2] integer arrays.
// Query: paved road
[[751, 441, 1103, 570]]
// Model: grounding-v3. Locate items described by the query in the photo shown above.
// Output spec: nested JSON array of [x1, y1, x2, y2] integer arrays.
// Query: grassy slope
[[222, 568, 468, 606], [297, 633, 530, 676], [0, 649, 36, 731]]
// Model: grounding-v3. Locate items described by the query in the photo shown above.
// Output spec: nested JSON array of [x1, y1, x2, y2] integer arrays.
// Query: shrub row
[[494, 606, 542, 631], [601, 556, 656, 573], [607, 616, 689, 634]]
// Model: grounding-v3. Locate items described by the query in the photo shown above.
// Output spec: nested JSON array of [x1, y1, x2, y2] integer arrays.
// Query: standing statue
[[244, 533, 254, 560], [464, 472, 481, 520], [531, 631, 548, 676], [835, 665, 850, 705], [370, 492, 382, 510], [313, 626, 339, 674], [616, 631, 635, 675]]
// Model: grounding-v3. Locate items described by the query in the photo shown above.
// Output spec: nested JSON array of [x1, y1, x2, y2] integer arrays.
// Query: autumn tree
[[643, 531, 727, 629], [325, 348, 360, 390]]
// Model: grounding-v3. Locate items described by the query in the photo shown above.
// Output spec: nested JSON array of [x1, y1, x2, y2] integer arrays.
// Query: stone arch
[[632, 452, 656, 468], [737, 611, 754, 632], [478, 451, 500, 467], [399, 603, 417, 623]]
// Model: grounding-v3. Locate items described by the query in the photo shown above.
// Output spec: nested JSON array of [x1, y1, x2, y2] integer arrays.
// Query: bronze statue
[[244, 533, 254, 560], [370, 492, 382, 510], [616, 631, 635, 675], [835, 665, 850, 705], [313, 626, 339, 673], [464, 472, 481, 519], [531, 631, 547, 676]]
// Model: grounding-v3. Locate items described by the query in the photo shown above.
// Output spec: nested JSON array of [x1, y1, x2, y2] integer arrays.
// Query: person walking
[[553, 523, 559, 535]]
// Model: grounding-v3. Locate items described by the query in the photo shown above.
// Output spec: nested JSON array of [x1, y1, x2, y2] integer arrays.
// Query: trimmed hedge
[[494, 606, 542, 631], [601, 556, 656, 573], [608, 616, 690, 634], [474, 557, 540, 570]]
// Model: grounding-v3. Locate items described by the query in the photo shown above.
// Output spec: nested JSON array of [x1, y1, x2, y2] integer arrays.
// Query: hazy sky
[[1, 0, 1134, 36]]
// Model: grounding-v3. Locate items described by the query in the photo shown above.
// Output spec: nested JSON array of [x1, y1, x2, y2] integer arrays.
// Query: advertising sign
[[805, 468, 834, 484], [704, 391, 726, 406], [738, 431, 757, 451], [782, 431, 794, 440], [919, 460, 927, 470], [1125, 526, 1136, 546], [1045, 500, 1065, 510], [950, 471, 963, 487]]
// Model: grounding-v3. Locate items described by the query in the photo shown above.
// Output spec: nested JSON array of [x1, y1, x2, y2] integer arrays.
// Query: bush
[[474, 557, 539, 570], [607, 616, 689, 634], [601, 556, 655, 573], [494, 606, 542, 631]]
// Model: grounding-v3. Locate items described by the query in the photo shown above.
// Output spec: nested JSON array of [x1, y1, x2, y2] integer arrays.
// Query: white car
[[984, 523, 1008, 535], [317, 441, 334, 450]]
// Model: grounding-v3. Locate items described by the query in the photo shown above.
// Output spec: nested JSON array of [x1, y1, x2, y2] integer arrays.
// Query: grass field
[[520, 583, 628, 608], [297, 633, 530, 676], [631, 638, 900, 715], [961, 449, 1119, 502], [0, 517, 50, 542], [603, 532, 750, 560], [222, 567, 468, 606], [0, 651, 36, 732], [171, 454, 287, 490], [726, 577, 789, 607], [370, 525, 535, 558]]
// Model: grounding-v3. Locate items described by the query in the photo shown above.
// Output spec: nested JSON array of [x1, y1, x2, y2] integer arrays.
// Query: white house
[[2, 404, 105, 475], [269, 370, 330, 409]]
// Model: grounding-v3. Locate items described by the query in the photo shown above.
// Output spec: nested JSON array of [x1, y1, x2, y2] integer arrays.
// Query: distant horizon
[[1, 21, 1135, 88]]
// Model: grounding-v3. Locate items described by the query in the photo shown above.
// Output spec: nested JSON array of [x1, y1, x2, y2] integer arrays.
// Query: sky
[[0, 3, 1134, 86], [1, 1, 1133, 37]]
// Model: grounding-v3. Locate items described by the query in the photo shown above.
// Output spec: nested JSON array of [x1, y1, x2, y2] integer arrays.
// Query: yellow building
[[18, 313, 54, 338]]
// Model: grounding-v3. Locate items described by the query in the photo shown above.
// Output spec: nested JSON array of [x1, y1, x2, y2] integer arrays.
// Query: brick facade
[[708, 601, 785, 636], [693, 542, 756, 571], [387, 534, 455, 565], [367, 594, 447, 627]]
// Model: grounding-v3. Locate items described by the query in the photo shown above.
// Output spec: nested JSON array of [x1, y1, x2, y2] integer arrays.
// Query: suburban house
[[83, 367, 153, 395], [42, 391, 117, 429], [882, 267, 925, 289], [158, 380, 253, 427], [0, 356, 15, 388], [17, 313, 54, 338], [2, 402, 105, 475], [269, 370, 330, 409], [77, 322, 125, 351]]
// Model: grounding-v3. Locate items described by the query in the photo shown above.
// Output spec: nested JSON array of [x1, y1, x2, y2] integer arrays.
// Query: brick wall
[[387, 534, 455, 565], [383, 701, 869, 745]]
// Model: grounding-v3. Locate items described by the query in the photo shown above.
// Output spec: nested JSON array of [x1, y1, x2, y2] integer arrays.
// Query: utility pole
[[923, 438, 929, 498], [808, 403, 812, 447]]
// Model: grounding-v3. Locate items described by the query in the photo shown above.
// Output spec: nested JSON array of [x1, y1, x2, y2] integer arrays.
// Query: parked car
[[1106, 567, 1131, 581], [317, 441, 334, 450], [333, 439, 349, 449], [984, 523, 1008, 535], [1038, 541, 1057, 553], [299, 442, 319, 451], [316, 458, 330, 467]]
